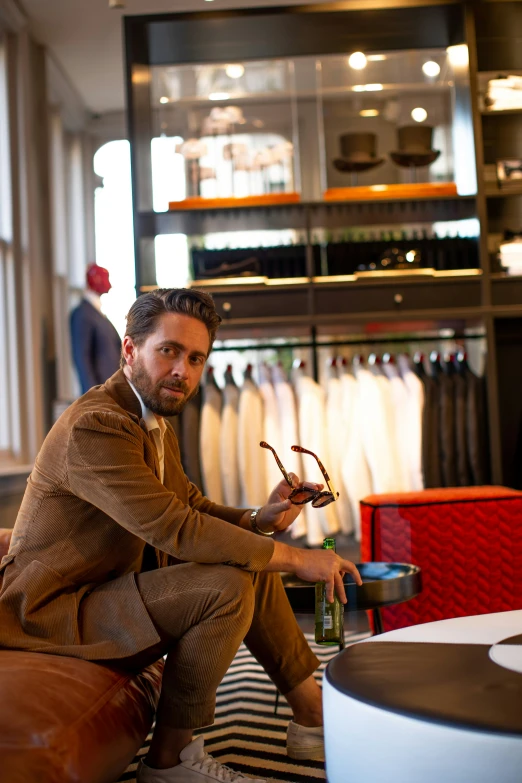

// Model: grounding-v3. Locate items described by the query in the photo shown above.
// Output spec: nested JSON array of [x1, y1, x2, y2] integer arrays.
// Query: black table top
[[283, 562, 422, 613]]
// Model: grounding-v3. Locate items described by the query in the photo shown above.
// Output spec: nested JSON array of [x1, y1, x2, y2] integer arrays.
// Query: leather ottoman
[[0, 529, 163, 783], [360, 487, 522, 632]]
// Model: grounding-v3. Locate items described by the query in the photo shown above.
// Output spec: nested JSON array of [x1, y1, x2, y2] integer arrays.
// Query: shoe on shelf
[[136, 735, 267, 783], [286, 720, 324, 761]]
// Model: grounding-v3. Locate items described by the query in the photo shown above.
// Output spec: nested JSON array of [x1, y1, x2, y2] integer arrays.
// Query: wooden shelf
[[481, 108, 522, 116], [142, 195, 477, 236], [485, 185, 522, 198]]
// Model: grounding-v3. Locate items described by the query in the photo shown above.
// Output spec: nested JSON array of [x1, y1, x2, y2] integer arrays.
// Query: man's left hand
[[255, 475, 323, 534]]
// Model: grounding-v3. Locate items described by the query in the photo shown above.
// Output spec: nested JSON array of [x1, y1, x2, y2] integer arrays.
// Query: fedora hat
[[333, 132, 384, 173], [390, 125, 440, 168]]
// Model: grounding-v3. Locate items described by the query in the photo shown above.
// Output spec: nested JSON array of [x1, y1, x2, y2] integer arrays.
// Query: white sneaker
[[286, 720, 324, 761], [136, 736, 267, 782]]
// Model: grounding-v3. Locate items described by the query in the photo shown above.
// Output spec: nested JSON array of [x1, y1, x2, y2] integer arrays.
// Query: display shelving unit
[[124, 1, 522, 487]]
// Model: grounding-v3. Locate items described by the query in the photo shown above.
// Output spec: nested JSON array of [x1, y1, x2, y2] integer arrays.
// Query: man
[[0, 288, 361, 783]]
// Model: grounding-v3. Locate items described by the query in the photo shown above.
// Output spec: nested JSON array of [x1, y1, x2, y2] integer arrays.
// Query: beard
[[130, 359, 199, 417]]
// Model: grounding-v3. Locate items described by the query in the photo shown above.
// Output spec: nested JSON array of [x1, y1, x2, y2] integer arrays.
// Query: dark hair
[[121, 288, 222, 367]]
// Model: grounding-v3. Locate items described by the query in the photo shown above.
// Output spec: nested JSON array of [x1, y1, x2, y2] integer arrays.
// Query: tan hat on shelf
[[333, 132, 384, 173], [390, 125, 440, 168]]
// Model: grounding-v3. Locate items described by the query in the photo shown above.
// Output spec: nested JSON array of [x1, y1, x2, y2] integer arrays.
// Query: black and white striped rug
[[116, 630, 370, 783]]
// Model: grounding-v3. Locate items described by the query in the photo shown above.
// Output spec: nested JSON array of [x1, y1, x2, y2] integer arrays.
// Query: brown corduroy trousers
[[113, 564, 319, 729]]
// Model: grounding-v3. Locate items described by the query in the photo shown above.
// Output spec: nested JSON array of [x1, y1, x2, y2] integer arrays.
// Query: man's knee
[[212, 565, 255, 625]]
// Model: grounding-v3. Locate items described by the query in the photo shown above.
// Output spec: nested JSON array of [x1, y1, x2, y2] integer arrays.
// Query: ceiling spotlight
[[348, 52, 367, 70], [411, 107, 428, 122], [422, 60, 441, 77], [159, 96, 169, 104], [360, 109, 379, 117], [353, 85, 366, 92], [365, 83, 383, 91], [209, 92, 230, 101], [108, 0, 125, 7], [225, 64, 245, 79], [367, 54, 386, 62]]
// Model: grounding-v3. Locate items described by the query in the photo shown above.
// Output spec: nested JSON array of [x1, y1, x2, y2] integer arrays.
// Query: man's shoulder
[[60, 384, 140, 433]]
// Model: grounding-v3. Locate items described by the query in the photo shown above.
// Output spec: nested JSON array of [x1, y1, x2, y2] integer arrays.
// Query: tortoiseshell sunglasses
[[260, 441, 339, 508]]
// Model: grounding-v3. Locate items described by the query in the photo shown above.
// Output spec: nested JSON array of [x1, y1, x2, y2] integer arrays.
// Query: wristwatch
[[250, 509, 275, 537]]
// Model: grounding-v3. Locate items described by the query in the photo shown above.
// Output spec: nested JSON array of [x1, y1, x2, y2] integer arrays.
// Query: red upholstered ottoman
[[360, 487, 522, 632]]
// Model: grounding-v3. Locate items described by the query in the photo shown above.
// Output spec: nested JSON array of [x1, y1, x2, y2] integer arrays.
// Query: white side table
[[323, 610, 522, 783]]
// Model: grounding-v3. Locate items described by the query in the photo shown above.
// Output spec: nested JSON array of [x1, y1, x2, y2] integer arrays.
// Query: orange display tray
[[168, 193, 301, 210], [323, 182, 458, 201]]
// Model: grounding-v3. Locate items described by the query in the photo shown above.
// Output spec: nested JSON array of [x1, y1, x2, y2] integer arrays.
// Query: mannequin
[[70, 264, 122, 394]]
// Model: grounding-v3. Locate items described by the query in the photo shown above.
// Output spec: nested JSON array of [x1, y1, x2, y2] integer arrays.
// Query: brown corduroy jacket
[[0, 371, 274, 660]]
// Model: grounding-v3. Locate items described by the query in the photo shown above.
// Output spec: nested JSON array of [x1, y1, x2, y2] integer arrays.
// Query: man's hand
[[265, 541, 362, 604], [255, 474, 323, 534]]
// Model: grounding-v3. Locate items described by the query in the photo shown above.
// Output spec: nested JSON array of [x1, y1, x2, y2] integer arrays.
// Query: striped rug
[[116, 630, 370, 783]]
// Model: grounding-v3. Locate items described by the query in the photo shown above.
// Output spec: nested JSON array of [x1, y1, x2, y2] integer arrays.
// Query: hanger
[[429, 350, 443, 376], [205, 365, 220, 389], [443, 352, 456, 377], [224, 363, 237, 386], [243, 363, 254, 382], [413, 351, 426, 377], [455, 350, 470, 373]]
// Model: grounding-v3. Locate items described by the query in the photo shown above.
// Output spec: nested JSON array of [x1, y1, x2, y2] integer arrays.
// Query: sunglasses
[[260, 441, 339, 508]]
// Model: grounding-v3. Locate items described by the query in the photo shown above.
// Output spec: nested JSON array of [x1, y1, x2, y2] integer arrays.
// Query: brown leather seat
[[0, 528, 163, 783]]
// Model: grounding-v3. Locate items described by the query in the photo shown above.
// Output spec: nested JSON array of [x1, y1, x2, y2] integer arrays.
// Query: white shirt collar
[[126, 377, 166, 436], [84, 290, 102, 312]]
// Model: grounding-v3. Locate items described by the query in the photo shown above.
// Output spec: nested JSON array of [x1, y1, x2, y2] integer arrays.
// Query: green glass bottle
[[315, 538, 344, 646]]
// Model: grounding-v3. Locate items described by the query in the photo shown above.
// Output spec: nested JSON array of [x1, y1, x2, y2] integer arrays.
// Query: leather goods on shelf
[[360, 487, 522, 632], [0, 528, 163, 783]]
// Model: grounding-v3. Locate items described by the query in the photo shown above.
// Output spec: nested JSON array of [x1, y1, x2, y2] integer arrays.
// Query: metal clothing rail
[[210, 330, 486, 382], [211, 332, 486, 352]]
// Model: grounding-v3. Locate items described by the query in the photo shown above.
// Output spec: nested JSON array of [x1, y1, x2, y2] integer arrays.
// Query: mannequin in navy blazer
[[70, 264, 122, 394]]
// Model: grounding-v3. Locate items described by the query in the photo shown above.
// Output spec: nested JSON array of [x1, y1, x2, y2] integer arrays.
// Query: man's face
[[123, 313, 210, 417]]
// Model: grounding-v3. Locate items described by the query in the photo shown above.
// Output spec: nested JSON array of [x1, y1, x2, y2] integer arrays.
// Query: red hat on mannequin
[[86, 263, 111, 296]]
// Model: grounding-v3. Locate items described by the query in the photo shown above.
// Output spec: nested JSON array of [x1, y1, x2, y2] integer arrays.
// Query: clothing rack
[[211, 331, 486, 383]]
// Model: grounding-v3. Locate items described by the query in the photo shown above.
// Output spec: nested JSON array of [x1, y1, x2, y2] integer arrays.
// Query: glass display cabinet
[[125, 4, 479, 294]]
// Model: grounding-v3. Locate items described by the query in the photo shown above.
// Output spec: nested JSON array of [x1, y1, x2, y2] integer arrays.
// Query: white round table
[[323, 610, 522, 783]]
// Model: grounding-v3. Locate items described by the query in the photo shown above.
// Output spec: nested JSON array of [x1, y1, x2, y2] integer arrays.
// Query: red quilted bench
[[360, 487, 522, 632]]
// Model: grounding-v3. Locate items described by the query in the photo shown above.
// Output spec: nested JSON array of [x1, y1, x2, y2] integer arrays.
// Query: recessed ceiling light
[[225, 64, 244, 79], [360, 109, 379, 117], [209, 92, 230, 101], [411, 107, 428, 122], [365, 84, 383, 91], [422, 60, 441, 77], [159, 96, 169, 104], [367, 54, 386, 62], [353, 85, 366, 92], [348, 52, 367, 70]]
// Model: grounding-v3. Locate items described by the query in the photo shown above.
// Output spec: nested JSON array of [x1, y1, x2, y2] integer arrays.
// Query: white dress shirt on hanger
[[258, 364, 283, 497], [340, 363, 373, 541], [294, 367, 340, 546], [356, 362, 397, 494], [237, 372, 267, 508], [273, 363, 305, 539], [200, 376, 224, 504], [326, 361, 354, 534], [220, 377, 241, 506], [382, 359, 413, 492]]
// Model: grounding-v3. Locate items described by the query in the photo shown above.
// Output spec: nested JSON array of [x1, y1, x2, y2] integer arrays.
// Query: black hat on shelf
[[390, 125, 440, 168], [333, 132, 385, 173]]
